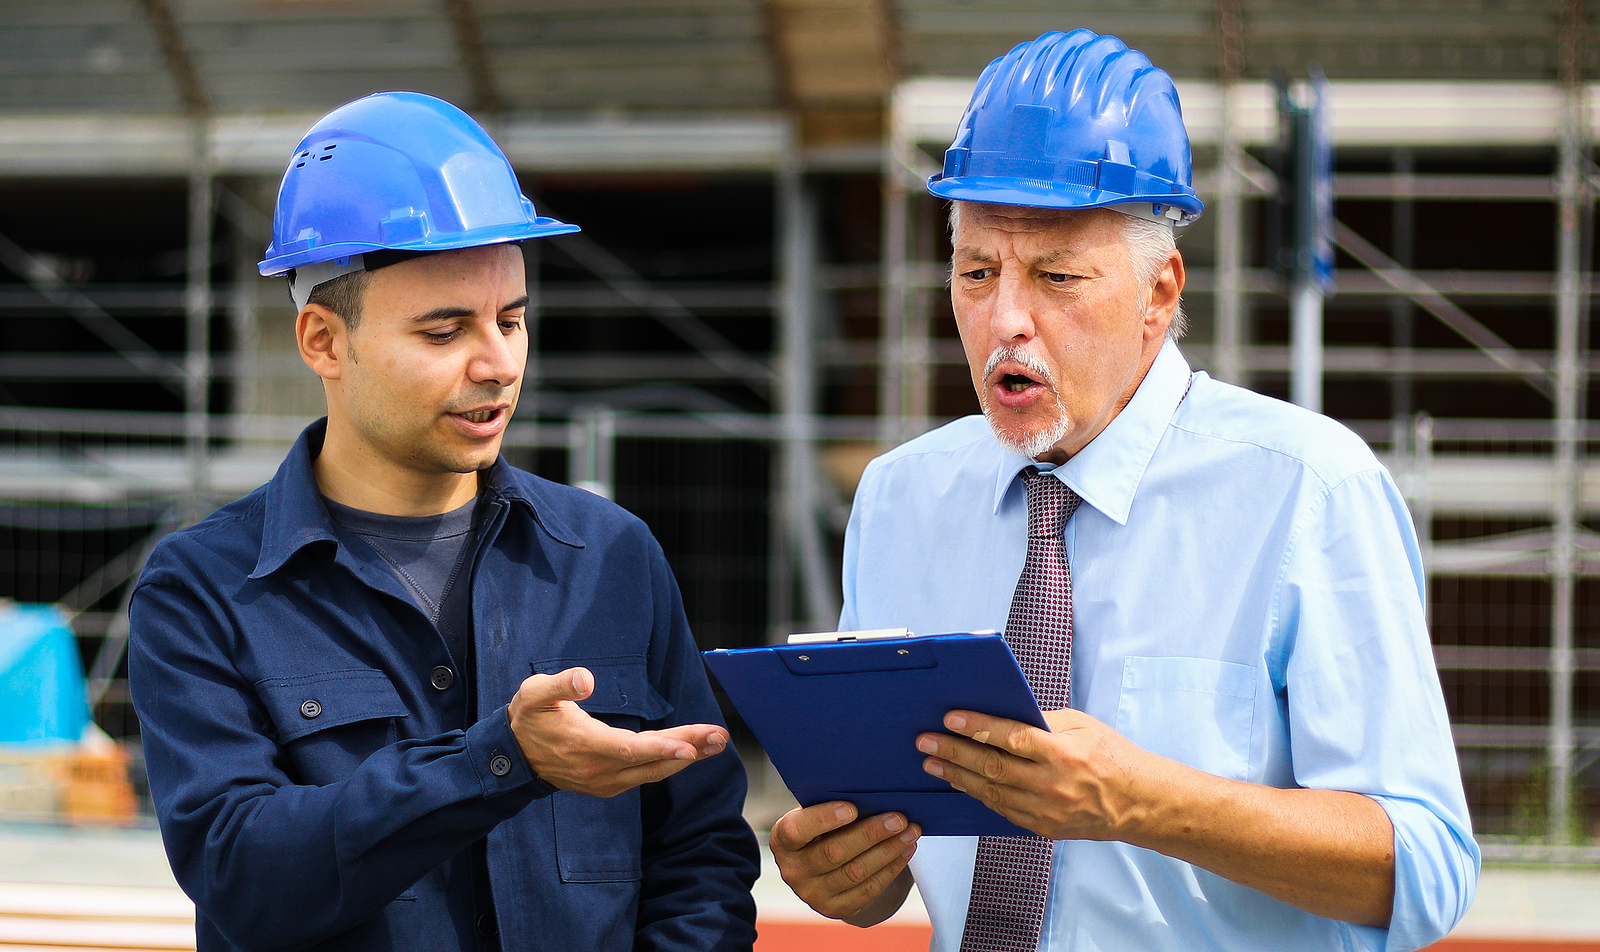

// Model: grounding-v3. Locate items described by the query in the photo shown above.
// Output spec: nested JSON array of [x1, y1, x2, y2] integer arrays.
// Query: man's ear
[[1143, 251, 1185, 342], [297, 304, 345, 380]]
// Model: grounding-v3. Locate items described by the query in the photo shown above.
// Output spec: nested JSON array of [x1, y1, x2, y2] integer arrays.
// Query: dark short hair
[[305, 268, 375, 332]]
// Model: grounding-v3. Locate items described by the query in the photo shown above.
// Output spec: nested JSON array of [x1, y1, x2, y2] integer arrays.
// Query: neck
[[314, 418, 481, 517]]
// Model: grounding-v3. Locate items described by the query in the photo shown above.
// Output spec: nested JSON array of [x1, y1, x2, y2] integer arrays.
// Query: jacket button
[[299, 699, 322, 719], [429, 666, 455, 691], [489, 753, 512, 777], [477, 912, 498, 937]]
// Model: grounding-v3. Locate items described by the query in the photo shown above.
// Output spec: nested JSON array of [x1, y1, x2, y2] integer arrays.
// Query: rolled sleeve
[[1276, 469, 1479, 949]]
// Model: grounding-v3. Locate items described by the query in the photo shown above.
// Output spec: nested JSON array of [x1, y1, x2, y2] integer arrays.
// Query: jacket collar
[[989, 339, 1191, 525], [251, 418, 583, 580]]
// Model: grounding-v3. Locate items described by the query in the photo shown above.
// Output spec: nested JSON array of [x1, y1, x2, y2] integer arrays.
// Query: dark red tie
[[959, 468, 1080, 952]]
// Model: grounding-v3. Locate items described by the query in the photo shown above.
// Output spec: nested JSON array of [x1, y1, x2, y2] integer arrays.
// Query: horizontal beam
[[0, 112, 790, 176]]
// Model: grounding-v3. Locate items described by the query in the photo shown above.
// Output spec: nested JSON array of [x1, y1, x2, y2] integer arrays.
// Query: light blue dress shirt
[[840, 341, 1479, 952]]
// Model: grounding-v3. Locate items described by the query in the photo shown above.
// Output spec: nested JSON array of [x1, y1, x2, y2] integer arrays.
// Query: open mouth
[[1002, 372, 1039, 393], [459, 408, 498, 424]]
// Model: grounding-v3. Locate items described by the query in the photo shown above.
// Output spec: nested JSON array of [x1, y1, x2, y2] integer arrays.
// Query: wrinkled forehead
[[951, 202, 1128, 258]]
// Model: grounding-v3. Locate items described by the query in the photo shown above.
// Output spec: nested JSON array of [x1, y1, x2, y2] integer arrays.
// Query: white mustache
[[984, 346, 1053, 386]]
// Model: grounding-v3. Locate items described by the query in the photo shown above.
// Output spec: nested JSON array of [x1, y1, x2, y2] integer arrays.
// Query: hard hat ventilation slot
[[294, 149, 311, 169]]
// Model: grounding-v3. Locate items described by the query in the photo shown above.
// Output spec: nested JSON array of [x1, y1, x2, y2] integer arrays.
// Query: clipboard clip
[[786, 627, 914, 645]]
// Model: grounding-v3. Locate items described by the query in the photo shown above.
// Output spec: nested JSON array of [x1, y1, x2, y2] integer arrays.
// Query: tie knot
[[1021, 468, 1080, 539]]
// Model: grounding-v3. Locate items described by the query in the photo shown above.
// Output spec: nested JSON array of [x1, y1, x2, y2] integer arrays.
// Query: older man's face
[[949, 203, 1183, 464]]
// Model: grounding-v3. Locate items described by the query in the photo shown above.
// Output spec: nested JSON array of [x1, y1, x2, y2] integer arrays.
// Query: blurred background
[[0, 0, 1597, 946]]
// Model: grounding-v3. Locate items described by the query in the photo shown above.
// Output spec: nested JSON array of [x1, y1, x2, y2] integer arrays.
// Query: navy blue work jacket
[[129, 421, 758, 952]]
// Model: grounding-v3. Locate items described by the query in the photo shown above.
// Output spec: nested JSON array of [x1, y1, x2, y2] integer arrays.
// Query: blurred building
[[0, 0, 1595, 858]]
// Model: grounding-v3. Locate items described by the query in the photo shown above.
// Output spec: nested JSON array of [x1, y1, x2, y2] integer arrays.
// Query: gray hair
[[946, 202, 1187, 340]]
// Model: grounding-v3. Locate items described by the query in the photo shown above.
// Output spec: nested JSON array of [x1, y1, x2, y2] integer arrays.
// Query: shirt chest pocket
[[1114, 657, 1256, 782], [529, 655, 672, 883], [256, 669, 409, 786]]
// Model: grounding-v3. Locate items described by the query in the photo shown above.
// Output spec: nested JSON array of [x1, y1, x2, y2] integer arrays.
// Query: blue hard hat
[[928, 30, 1203, 225], [259, 91, 578, 277]]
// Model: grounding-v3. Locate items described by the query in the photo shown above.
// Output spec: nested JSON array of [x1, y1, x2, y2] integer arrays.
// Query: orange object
[[755, 922, 932, 952], [59, 744, 137, 827]]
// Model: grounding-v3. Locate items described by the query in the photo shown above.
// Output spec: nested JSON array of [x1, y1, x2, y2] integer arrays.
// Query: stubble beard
[[977, 345, 1072, 461]]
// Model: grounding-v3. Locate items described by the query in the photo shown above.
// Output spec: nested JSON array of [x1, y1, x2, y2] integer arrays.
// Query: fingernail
[[916, 737, 936, 754], [705, 743, 725, 755], [925, 760, 944, 778], [899, 828, 919, 844], [884, 814, 905, 833], [903, 846, 917, 859], [947, 714, 967, 731], [835, 803, 853, 821], [971, 729, 991, 745], [677, 746, 696, 760]]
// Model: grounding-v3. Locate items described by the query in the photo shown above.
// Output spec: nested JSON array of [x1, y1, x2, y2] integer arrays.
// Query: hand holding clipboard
[[703, 629, 1047, 837]]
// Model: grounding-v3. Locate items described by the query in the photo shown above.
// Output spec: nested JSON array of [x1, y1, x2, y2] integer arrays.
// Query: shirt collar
[[251, 418, 584, 579], [988, 339, 1192, 524]]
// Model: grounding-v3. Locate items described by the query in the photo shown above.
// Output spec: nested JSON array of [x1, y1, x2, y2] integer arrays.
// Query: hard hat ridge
[[929, 29, 1203, 225]]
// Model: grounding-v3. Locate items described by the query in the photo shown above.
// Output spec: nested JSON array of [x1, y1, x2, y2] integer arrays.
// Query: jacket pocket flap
[[529, 656, 673, 721], [257, 668, 409, 743]]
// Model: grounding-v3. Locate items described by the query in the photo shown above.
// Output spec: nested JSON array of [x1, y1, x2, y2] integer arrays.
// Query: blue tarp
[[0, 602, 89, 745]]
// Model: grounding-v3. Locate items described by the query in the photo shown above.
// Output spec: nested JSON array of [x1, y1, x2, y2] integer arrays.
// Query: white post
[[1289, 278, 1323, 412]]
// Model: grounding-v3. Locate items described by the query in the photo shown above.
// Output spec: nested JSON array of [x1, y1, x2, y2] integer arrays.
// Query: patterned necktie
[[959, 467, 1081, 952]]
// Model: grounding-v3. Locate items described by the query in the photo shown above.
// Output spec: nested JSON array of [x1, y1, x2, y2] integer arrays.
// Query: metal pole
[[568, 405, 614, 499], [879, 104, 910, 447], [1213, 0, 1246, 385], [1548, 30, 1586, 844], [184, 120, 213, 524], [1289, 279, 1323, 412], [777, 158, 839, 632], [1390, 148, 1415, 434], [1215, 84, 1244, 386]]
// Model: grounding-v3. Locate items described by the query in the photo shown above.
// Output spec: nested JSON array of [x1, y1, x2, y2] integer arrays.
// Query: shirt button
[[429, 666, 455, 691], [476, 912, 498, 937], [489, 753, 512, 777], [299, 699, 322, 719]]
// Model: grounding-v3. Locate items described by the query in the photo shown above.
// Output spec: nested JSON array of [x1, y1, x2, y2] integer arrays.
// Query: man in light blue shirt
[[768, 29, 1477, 952]]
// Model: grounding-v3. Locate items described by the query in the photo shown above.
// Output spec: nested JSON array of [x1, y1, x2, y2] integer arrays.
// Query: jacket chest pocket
[[1114, 657, 1256, 782], [256, 668, 409, 785], [530, 655, 669, 883]]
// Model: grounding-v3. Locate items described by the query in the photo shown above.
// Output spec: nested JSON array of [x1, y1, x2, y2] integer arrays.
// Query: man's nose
[[469, 326, 523, 388], [989, 275, 1038, 343]]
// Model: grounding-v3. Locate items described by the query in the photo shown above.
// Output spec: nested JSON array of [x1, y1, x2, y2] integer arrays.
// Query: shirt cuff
[[466, 705, 554, 800]]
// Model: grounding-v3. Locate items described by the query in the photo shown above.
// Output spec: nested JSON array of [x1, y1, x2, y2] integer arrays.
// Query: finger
[[942, 710, 1038, 756], [651, 723, 730, 754], [606, 726, 703, 765], [518, 667, 595, 708], [771, 802, 858, 855], [812, 821, 920, 903]]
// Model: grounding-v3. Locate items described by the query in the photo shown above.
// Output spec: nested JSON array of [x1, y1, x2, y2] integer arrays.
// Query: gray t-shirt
[[324, 495, 479, 660]]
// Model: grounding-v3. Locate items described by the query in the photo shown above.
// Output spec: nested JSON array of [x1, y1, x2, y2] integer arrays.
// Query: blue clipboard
[[703, 631, 1048, 837]]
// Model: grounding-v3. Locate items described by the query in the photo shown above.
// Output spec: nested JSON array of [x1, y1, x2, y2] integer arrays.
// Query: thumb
[[522, 667, 595, 707]]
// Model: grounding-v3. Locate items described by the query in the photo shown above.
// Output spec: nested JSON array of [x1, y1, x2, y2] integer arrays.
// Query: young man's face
[[949, 203, 1181, 464], [330, 244, 528, 482]]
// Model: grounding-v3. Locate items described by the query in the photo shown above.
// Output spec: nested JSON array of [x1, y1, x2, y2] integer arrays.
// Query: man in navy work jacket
[[770, 31, 1477, 952], [128, 92, 758, 952]]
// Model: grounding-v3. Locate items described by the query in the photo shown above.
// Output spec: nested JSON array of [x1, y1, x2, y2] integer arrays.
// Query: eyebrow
[[405, 294, 530, 325], [950, 248, 1072, 269]]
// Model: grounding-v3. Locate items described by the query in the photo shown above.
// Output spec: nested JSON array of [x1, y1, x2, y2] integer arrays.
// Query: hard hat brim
[[258, 216, 580, 277], [928, 175, 1203, 225]]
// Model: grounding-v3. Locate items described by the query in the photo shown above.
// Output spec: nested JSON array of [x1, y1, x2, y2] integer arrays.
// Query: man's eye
[[499, 319, 523, 332], [960, 267, 994, 281], [1042, 272, 1076, 283], [423, 329, 459, 342]]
